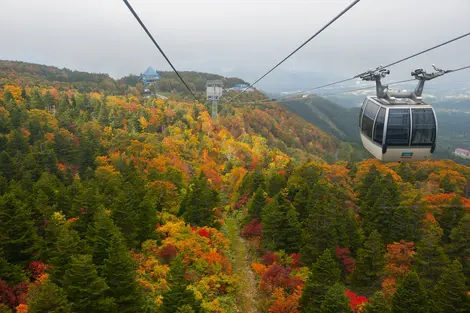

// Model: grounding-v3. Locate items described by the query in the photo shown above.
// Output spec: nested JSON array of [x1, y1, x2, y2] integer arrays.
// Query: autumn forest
[[0, 60, 469, 313]]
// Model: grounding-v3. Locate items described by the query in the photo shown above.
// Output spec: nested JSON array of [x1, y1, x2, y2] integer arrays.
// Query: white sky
[[1, 0, 469, 91]]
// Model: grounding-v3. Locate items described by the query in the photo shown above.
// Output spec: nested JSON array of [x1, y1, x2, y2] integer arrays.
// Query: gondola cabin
[[358, 96, 437, 162], [357, 66, 445, 162]]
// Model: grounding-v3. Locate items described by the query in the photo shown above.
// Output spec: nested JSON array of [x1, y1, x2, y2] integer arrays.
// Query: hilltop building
[[140, 67, 160, 85], [454, 148, 470, 159], [230, 84, 255, 92]]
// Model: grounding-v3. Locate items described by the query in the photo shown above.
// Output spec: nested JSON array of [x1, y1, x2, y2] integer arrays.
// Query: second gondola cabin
[[358, 96, 437, 162]]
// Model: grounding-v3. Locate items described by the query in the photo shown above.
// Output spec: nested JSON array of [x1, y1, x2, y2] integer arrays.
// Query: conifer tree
[[47, 215, 86, 285], [391, 271, 428, 313], [432, 260, 470, 313], [389, 205, 415, 242], [439, 197, 464, 243], [62, 254, 116, 313], [320, 283, 353, 313], [28, 280, 73, 313], [0, 151, 15, 181], [103, 233, 145, 313], [0, 193, 39, 264], [363, 291, 392, 313], [247, 186, 266, 221], [262, 191, 301, 253], [415, 220, 449, 289], [300, 190, 339, 264], [181, 174, 219, 227], [299, 249, 340, 313], [449, 214, 470, 281], [356, 164, 379, 205], [160, 258, 202, 313], [352, 230, 385, 291], [89, 207, 121, 267]]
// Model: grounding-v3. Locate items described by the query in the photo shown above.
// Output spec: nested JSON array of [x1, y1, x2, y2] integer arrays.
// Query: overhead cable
[[265, 31, 470, 103], [227, 0, 361, 102], [123, 0, 200, 102]]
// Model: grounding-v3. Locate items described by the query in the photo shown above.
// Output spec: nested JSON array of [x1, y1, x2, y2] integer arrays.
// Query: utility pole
[[206, 80, 223, 120]]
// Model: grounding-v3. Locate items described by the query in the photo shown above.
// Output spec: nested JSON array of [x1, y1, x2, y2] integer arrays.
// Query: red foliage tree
[[262, 252, 279, 265], [159, 244, 178, 264], [242, 218, 262, 238], [336, 246, 356, 274], [345, 289, 368, 312], [0, 280, 15, 309], [198, 228, 210, 238], [27, 261, 47, 281], [290, 253, 302, 269], [260, 263, 302, 293]]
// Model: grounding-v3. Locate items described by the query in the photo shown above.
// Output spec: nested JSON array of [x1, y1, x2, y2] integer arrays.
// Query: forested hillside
[[1, 63, 470, 313]]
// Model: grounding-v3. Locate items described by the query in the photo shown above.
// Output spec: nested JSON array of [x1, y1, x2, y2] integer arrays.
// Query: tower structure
[[206, 80, 223, 119]]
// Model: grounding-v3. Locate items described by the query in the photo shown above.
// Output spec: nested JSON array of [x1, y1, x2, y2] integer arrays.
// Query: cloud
[[1, 0, 469, 91]]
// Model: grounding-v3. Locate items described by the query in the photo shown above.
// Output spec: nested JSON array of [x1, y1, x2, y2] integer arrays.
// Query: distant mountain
[[280, 96, 369, 161]]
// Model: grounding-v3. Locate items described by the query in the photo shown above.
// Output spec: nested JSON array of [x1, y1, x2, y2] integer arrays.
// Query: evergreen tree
[[181, 174, 219, 227], [352, 230, 385, 292], [439, 197, 464, 243], [449, 214, 470, 282], [440, 174, 455, 193], [0, 254, 27, 285], [391, 271, 428, 313], [160, 258, 202, 313], [0, 152, 15, 181], [266, 172, 287, 197], [247, 186, 266, 221], [103, 233, 145, 313], [0, 192, 39, 264], [300, 192, 338, 264], [28, 281, 73, 313], [262, 191, 301, 253], [47, 216, 86, 285], [363, 291, 392, 313], [299, 249, 340, 313], [389, 205, 416, 242], [111, 182, 141, 247], [7, 129, 29, 155], [62, 254, 116, 313], [89, 207, 120, 267], [415, 220, 449, 289], [356, 165, 379, 206], [432, 260, 470, 313], [320, 283, 353, 313]]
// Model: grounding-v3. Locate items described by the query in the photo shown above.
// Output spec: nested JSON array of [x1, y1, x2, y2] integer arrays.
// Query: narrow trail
[[225, 217, 259, 313]]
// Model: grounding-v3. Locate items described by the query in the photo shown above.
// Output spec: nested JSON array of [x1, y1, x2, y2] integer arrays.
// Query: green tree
[[299, 249, 341, 313], [0, 192, 39, 264], [300, 192, 338, 264], [102, 233, 145, 313], [320, 283, 353, 313], [62, 254, 116, 313], [47, 215, 87, 285], [352, 230, 385, 292], [89, 207, 120, 267], [247, 186, 266, 221], [262, 191, 301, 253], [449, 214, 470, 283], [28, 281, 73, 313], [391, 271, 428, 313], [160, 258, 202, 313], [181, 174, 219, 227], [439, 197, 464, 243], [415, 220, 449, 289], [363, 291, 392, 313], [266, 172, 287, 197], [432, 260, 470, 313]]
